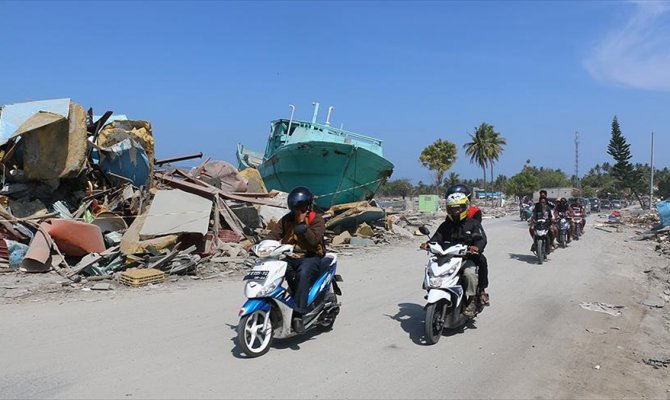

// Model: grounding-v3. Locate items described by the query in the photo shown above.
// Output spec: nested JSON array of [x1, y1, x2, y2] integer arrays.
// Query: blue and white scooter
[[236, 239, 342, 357]]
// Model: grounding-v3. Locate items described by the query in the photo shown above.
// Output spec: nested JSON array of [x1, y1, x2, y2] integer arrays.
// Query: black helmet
[[446, 184, 472, 200], [287, 186, 314, 212]]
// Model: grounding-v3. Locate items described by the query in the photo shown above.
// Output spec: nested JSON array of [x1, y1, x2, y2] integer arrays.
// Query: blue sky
[[1, 1, 669, 184]]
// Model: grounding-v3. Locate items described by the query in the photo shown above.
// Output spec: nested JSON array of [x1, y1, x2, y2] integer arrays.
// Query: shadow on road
[[385, 303, 426, 346], [509, 253, 543, 264], [228, 323, 325, 359]]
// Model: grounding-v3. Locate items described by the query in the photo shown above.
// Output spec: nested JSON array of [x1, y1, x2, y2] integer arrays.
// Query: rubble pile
[[0, 98, 417, 296]]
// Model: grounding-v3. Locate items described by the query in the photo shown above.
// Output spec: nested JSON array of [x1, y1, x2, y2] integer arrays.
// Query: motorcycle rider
[[266, 186, 326, 333], [528, 194, 555, 252], [554, 197, 574, 243], [445, 184, 490, 306], [569, 197, 587, 234], [420, 192, 487, 317]]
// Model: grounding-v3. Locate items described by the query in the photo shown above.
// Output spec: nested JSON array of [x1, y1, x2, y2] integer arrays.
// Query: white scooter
[[419, 226, 480, 345], [236, 239, 342, 357]]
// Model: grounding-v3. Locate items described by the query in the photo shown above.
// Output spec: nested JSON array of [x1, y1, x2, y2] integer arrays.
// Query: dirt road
[[1, 215, 668, 399]]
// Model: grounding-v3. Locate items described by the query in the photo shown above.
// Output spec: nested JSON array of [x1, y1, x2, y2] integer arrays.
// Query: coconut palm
[[463, 124, 493, 191], [487, 129, 507, 188]]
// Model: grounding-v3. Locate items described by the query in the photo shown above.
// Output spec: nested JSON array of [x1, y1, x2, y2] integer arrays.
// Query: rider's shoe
[[463, 297, 477, 318], [479, 290, 490, 306], [530, 242, 537, 252]]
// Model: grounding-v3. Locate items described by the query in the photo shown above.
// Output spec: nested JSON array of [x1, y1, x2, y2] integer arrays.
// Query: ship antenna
[[311, 102, 320, 124], [325, 106, 334, 125], [288, 104, 295, 135]]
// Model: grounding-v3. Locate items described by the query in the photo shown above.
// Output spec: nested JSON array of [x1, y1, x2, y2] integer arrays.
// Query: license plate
[[244, 270, 269, 280]]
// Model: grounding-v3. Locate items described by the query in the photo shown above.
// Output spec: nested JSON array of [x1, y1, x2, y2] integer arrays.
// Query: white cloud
[[585, 1, 670, 91]]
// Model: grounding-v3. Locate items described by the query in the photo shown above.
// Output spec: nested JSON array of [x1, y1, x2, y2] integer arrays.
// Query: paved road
[[0, 215, 649, 399]]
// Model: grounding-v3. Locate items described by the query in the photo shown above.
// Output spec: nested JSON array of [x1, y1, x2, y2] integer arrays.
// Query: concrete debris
[[579, 302, 624, 316], [640, 297, 665, 308], [332, 231, 352, 246]]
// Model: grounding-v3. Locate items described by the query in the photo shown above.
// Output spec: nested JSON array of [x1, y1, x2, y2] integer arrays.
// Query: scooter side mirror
[[419, 225, 430, 236]]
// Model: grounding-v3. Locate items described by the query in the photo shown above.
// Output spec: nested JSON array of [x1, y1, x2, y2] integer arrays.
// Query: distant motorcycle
[[533, 219, 550, 264], [556, 212, 571, 248], [572, 207, 585, 240], [520, 203, 532, 221]]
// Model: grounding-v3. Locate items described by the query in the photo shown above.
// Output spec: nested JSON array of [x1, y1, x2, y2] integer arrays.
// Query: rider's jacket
[[267, 211, 326, 257], [531, 203, 553, 222], [428, 217, 487, 254]]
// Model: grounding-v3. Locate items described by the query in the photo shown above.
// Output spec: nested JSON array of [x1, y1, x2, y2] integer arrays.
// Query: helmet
[[446, 184, 472, 200], [287, 186, 314, 212], [446, 192, 469, 222]]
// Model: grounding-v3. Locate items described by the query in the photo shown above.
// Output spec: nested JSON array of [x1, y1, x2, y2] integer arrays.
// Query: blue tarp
[[0, 98, 70, 144], [91, 138, 150, 187], [657, 201, 670, 228]]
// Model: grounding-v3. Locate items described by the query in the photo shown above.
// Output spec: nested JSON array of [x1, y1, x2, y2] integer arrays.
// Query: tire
[[237, 310, 274, 358], [425, 301, 446, 345], [575, 225, 581, 240], [559, 232, 567, 248], [317, 292, 338, 332], [536, 239, 544, 265]]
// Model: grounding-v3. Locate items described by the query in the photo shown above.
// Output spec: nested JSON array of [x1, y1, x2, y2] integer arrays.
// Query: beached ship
[[237, 103, 394, 209]]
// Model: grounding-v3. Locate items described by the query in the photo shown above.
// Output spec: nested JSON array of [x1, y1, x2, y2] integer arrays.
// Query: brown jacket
[[267, 211, 326, 257]]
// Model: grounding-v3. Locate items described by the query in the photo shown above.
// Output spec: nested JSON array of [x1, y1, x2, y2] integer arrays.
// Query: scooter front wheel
[[425, 301, 446, 345], [237, 310, 274, 358]]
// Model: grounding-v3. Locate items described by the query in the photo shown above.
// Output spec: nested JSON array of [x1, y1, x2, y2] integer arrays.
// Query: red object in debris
[[219, 229, 244, 243], [40, 219, 106, 256], [610, 210, 622, 218]]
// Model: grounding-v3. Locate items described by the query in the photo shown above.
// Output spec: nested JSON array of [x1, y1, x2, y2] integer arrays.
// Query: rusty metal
[[155, 152, 203, 166]]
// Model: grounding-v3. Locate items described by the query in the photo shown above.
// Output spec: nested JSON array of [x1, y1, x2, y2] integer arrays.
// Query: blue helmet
[[287, 186, 314, 212]]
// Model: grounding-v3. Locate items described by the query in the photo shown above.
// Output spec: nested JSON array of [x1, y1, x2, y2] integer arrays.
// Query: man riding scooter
[[420, 192, 487, 317]]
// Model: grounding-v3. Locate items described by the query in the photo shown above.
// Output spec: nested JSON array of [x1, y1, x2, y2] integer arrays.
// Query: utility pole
[[650, 131, 655, 210], [575, 131, 580, 188]]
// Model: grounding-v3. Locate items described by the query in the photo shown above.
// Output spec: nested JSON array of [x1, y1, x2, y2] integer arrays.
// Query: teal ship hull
[[237, 106, 394, 209]]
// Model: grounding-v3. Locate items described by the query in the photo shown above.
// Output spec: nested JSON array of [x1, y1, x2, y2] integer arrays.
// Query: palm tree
[[464, 126, 490, 191], [445, 172, 460, 187], [486, 129, 507, 189]]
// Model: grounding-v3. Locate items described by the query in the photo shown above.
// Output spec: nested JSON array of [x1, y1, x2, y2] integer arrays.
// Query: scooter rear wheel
[[536, 239, 544, 265], [237, 310, 274, 358], [425, 301, 446, 345], [317, 292, 339, 332]]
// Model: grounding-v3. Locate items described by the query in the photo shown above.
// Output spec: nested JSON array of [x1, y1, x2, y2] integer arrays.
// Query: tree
[[378, 178, 413, 198], [419, 139, 457, 194], [487, 129, 507, 188], [463, 123, 506, 191], [464, 124, 491, 190], [505, 168, 540, 198], [445, 172, 460, 186], [607, 116, 644, 206]]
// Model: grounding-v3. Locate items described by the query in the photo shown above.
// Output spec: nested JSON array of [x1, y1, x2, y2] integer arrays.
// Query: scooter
[[533, 218, 550, 264], [573, 208, 585, 240], [419, 226, 480, 345], [520, 203, 532, 221], [556, 212, 570, 248], [236, 239, 343, 357]]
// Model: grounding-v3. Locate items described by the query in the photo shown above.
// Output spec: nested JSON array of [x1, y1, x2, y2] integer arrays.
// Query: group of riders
[[525, 190, 587, 253], [262, 184, 591, 331], [268, 183, 491, 331]]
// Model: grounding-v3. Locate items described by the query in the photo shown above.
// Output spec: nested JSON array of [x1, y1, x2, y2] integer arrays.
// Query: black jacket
[[428, 217, 487, 253]]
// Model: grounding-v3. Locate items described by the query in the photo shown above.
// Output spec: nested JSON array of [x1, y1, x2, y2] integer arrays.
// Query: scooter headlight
[[428, 277, 443, 288], [257, 278, 283, 297]]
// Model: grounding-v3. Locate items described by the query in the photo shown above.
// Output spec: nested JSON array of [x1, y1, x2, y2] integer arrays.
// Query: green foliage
[[419, 139, 457, 192], [463, 123, 506, 190], [505, 169, 540, 197], [445, 172, 460, 186], [523, 166, 571, 188], [378, 178, 413, 198]]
